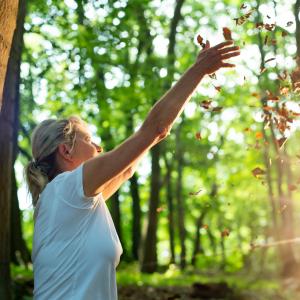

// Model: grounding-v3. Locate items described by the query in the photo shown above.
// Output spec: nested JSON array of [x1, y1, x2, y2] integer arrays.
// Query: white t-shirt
[[32, 163, 123, 300]]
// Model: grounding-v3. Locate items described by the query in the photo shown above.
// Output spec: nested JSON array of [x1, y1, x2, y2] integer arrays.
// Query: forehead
[[75, 124, 91, 137]]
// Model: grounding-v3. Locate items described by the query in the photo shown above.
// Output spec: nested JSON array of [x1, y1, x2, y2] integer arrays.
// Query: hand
[[194, 40, 240, 76]]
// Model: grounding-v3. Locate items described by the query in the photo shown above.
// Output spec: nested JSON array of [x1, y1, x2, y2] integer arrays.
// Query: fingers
[[218, 46, 240, 55], [221, 51, 240, 60], [221, 63, 235, 68], [214, 40, 234, 50], [204, 40, 210, 49]]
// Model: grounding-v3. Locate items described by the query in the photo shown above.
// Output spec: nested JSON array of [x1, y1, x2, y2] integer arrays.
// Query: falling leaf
[[200, 100, 212, 109], [255, 132, 263, 139], [280, 86, 289, 96], [256, 22, 264, 29], [196, 34, 206, 48], [260, 67, 267, 74], [214, 85, 222, 92], [252, 167, 266, 178], [233, 9, 255, 25], [156, 206, 166, 213], [195, 132, 202, 140], [223, 27, 233, 40], [212, 106, 223, 112], [266, 90, 279, 101], [278, 204, 287, 214], [277, 137, 287, 149], [286, 21, 293, 27], [265, 23, 275, 31], [265, 57, 275, 63], [288, 184, 297, 191], [251, 92, 260, 98], [221, 229, 230, 237], [189, 188, 203, 196]]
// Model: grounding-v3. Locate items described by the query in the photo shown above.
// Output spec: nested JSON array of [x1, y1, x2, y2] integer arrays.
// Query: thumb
[[204, 40, 210, 50]]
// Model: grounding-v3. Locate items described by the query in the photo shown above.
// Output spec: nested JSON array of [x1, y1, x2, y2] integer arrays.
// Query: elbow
[[124, 166, 135, 180], [156, 125, 171, 142]]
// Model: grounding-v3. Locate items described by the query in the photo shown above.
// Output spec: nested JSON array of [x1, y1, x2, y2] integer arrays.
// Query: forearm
[[141, 63, 204, 136]]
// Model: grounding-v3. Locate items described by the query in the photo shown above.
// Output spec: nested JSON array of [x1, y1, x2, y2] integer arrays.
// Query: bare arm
[[83, 41, 240, 197]]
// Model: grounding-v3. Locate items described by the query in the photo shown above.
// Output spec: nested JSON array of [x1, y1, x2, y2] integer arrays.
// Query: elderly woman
[[25, 40, 239, 300]]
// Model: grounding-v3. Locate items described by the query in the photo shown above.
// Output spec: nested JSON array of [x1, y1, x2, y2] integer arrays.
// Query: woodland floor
[[12, 277, 300, 300]]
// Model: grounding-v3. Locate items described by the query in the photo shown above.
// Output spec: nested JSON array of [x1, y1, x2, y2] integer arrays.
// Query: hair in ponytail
[[25, 116, 86, 207]]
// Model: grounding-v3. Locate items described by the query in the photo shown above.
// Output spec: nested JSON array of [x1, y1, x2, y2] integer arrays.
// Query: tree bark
[[0, 0, 25, 298], [0, 0, 19, 110], [141, 145, 161, 272]]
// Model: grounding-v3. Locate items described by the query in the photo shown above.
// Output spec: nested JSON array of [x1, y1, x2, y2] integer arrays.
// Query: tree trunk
[[130, 174, 141, 261], [141, 144, 161, 273], [164, 155, 175, 264], [0, 0, 25, 298], [175, 121, 186, 270], [0, 0, 19, 110]]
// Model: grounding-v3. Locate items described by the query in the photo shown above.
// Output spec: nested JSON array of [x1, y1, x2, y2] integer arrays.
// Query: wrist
[[190, 62, 206, 79]]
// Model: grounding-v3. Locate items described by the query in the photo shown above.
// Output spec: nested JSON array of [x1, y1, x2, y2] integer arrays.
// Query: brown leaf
[[288, 184, 297, 191], [256, 22, 264, 29], [282, 31, 288, 37], [209, 73, 217, 79], [223, 27, 233, 40], [212, 106, 223, 113], [196, 34, 206, 48], [265, 23, 275, 31], [260, 67, 267, 74], [202, 224, 209, 229], [195, 132, 202, 140], [200, 100, 212, 109], [221, 229, 230, 237], [189, 188, 203, 196], [265, 57, 275, 63], [240, 3, 247, 9], [266, 90, 279, 101], [255, 132, 263, 139], [233, 9, 255, 25], [252, 167, 266, 178], [277, 137, 287, 149], [244, 127, 252, 132], [214, 85, 222, 92]]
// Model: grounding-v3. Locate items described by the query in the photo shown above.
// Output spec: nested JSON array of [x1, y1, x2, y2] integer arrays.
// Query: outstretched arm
[[83, 41, 240, 198]]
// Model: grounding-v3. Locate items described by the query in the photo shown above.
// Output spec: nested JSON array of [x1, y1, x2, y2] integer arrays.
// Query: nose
[[92, 142, 102, 153]]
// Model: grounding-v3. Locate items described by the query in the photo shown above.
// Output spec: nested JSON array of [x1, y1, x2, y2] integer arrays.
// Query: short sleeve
[[55, 163, 100, 209]]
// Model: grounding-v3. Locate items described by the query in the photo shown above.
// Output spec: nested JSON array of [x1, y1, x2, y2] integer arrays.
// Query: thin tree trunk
[[141, 145, 161, 272], [175, 120, 186, 270], [164, 155, 175, 264], [130, 174, 141, 261]]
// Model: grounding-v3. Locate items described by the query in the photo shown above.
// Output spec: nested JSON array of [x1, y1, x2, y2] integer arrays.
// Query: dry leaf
[[212, 106, 223, 112], [189, 188, 203, 196], [255, 132, 263, 139], [200, 100, 212, 109], [197, 34, 206, 48], [288, 184, 297, 191], [265, 57, 275, 63], [195, 132, 202, 140], [214, 85, 222, 92], [252, 167, 266, 178], [223, 27, 233, 40], [277, 137, 287, 149], [221, 229, 230, 237]]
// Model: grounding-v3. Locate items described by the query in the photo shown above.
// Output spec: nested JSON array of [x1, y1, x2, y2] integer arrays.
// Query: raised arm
[[83, 41, 240, 197]]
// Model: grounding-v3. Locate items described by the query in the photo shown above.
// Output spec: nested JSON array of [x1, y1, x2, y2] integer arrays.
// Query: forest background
[[1, 0, 300, 299]]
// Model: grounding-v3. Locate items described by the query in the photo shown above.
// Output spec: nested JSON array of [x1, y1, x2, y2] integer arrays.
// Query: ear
[[57, 144, 73, 162]]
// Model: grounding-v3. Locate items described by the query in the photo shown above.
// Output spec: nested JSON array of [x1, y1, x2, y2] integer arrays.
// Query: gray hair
[[25, 116, 86, 207]]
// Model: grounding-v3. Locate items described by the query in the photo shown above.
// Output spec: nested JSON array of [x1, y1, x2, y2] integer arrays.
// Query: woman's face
[[71, 125, 102, 164]]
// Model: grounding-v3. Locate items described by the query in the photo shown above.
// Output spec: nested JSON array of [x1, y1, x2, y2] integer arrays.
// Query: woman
[[25, 40, 240, 299]]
